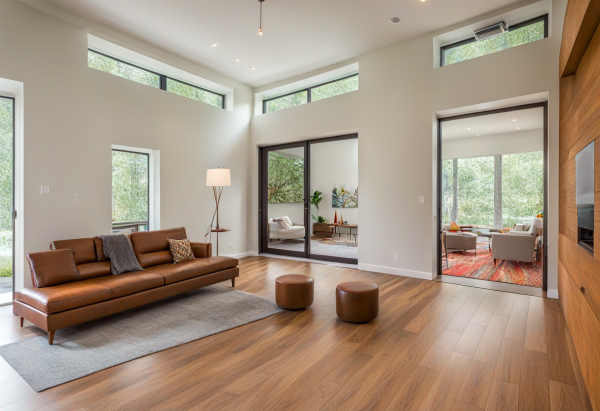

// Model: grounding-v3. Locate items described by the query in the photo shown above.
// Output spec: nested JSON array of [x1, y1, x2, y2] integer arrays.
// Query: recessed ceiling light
[[420, 0, 426, 2], [477, 135, 480, 136], [513, 119, 517, 121], [467, 127, 471, 130], [251, 67, 257, 70], [390, 17, 401, 24], [235, 59, 241, 62], [211, 43, 218, 47], [517, 127, 520, 130]]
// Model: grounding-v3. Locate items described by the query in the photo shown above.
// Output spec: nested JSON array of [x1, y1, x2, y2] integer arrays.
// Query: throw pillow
[[168, 238, 195, 263], [274, 217, 292, 229], [450, 222, 460, 232], [99, 234, 144, 275]]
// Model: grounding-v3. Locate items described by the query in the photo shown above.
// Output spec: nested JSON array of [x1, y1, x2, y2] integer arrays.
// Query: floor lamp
[[206, 168, 231, 256]]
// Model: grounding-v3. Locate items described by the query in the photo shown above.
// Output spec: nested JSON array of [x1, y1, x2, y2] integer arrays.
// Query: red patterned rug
[[442, 241, 542, 288]]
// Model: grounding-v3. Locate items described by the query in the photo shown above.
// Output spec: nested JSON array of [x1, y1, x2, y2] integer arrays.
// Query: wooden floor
[[0, 256, 590, 411]]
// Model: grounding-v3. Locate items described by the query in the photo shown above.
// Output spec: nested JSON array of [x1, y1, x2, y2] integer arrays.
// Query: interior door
[[260, 142, 308, 257]]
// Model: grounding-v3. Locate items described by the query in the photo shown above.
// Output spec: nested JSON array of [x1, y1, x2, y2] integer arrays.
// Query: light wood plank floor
[[0, 256, 588, 411]]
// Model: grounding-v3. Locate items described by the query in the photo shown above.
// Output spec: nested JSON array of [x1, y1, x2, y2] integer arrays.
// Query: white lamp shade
[[206, 168, 231, 187]]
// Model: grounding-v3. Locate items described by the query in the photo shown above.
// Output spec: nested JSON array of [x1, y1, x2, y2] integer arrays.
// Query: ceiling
[[46, 0, 523, 87], [441, 107, 544, 140]]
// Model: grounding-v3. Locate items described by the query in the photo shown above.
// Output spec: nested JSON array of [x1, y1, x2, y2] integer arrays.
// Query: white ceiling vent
[[474, 22, 507, 41]]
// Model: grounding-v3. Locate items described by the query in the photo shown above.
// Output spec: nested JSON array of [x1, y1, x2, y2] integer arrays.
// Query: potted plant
[[312, 215, 332, 237], [310, 190, 323, 209]]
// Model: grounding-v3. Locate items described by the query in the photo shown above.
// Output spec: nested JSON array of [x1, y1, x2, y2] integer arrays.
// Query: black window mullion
[[307, 87, 312, 103], [160, 75, 167, 91]]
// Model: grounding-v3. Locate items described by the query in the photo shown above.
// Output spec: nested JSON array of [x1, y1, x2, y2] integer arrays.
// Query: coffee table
[[341, 224, 358, 245]]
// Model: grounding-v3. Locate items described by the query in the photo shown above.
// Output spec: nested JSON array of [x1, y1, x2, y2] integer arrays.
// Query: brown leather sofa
[[13, 227, 239, 344]]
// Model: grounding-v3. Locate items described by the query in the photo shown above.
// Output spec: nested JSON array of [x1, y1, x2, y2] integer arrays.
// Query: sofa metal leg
[[19, 317, 24, 327], [48, 331, 55, 345], [231, 278, 236, 287], [493, 259, 497, 267]]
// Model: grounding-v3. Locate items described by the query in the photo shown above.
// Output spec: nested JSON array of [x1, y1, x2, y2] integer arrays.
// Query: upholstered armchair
[[491, 233, 536, 264]]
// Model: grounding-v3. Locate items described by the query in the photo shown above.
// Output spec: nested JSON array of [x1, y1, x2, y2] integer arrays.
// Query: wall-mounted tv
[[576, 141, 594, 254]]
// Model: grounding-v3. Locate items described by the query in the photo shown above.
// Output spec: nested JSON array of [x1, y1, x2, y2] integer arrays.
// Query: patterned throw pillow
[[168, 238, 195, 264], [449, 222, 460, 232]]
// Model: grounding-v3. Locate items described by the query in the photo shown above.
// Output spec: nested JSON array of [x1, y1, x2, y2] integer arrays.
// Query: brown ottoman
[[275, 274, 314, 310], [336, 281, 379, 323]]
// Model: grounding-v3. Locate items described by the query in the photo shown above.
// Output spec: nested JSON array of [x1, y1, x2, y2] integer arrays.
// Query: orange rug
[[443, 241, 542, 288]]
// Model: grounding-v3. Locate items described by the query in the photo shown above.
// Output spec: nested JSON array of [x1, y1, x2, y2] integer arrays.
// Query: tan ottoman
[[275, 274, 314, 310], [336, 281, 379, 323]]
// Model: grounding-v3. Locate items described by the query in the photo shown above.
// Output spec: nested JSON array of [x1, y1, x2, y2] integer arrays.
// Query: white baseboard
[[358, 263, 434, 280], [547, 289, 559, 299], [223, 251, 259, 259]]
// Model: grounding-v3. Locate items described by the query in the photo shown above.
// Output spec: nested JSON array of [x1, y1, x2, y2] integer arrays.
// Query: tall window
[[112, 150, 149, 232], [88, 49, 225, 109], [442, 152, 543, 228], [264, 74, 358, 113], [0, 97, 14, 304], [441, 15, 547, 66]]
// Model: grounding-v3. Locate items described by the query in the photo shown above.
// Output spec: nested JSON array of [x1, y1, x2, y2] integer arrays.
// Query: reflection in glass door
[[260, 143, 308, 258], [0, 97, 14, 306]]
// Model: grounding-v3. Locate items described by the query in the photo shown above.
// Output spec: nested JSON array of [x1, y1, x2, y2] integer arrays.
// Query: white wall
[[0, 0, 253, 287], [310, 138, 358, 232], [442, 129, 544, 159], [251, 0, 566, 290]]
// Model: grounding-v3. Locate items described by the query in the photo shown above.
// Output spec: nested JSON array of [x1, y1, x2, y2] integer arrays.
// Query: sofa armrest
[[190, 242, 212, 258]]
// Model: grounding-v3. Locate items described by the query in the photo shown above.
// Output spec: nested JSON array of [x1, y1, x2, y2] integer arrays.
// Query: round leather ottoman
[[275, 274, 314, 310], [336, 281, 379, 323]]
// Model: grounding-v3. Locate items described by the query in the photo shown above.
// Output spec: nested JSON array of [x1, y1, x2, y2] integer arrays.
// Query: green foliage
[[442, 152, 543, 227], [266, 75, 358, 113], [266, 91, 308, 113], [0, 256, 11, 278], [166, 78, 223, 108], [312, 215, 329, 224], [88, 50, 160, 88], [502, 152, 543, 227], [268, 152, 303, 203], [444, 21, 545, 66], [112, 151, 149, 224], [310, 190, 323, 209], [311, 76, 358, 102]]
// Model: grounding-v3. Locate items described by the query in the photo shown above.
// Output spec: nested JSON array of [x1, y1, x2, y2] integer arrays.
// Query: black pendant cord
[[260, 1, 262, 31]]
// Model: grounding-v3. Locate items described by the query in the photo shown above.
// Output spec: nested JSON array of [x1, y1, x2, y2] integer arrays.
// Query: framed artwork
[[332, 184, 358, 208]]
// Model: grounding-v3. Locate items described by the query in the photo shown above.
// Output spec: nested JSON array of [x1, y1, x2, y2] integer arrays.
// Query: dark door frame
[[259, 133, 359, 264], [0, 96, 15, 307], [437, 102, 548, 291]]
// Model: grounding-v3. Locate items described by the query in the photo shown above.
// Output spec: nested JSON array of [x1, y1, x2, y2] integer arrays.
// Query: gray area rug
[[0, 286, 283, 392]]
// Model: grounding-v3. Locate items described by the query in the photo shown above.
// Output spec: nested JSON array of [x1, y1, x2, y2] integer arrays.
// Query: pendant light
[[258, 0, 265, 35]]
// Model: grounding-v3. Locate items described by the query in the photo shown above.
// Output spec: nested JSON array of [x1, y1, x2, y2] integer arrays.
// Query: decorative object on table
[[449, 221, 460, 232], [340, 214, 344, 224], [205, 168, 231, 256], [310, 190, 323, 210], [336, 281, 379, 323], [332, 184, 358, 208], [168, 238, 195, 263], [275, 274, 314, 310], [334, 210, 338, 224]]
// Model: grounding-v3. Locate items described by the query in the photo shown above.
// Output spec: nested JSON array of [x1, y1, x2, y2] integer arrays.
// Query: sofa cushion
[[130, 227, 187, 268], [149, 256, 238, 285], [15, 281, 112, 314], [28, 249, 81, 288], [77, 261, 112, 280], [87, 271, 164, 298], [51, 238, 97, 265]]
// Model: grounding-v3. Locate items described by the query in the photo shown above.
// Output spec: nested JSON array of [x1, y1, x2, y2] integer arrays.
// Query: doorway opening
[[259, 134, 358, 264], [0, 96, 14, 306], [437, 103, 548, 290]]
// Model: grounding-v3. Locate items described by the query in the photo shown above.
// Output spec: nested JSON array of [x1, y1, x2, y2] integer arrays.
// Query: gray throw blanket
[[99, 235, 143, 275]]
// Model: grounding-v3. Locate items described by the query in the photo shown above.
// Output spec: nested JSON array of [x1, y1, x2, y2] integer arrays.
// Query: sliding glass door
[[260, 142, 308, 258], [0, 97, 14, 306], [259, 135, 358, 264]]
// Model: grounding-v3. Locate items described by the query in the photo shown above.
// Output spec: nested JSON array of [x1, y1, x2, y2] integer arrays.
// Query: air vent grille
[[474, 22, 507, 41]]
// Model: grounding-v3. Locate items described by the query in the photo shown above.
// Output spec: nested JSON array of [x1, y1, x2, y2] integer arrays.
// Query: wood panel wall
[[559, 1, 600, 409]]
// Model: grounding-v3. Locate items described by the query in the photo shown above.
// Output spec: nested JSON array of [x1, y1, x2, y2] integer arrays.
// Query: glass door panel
[[0, 97, 14, 305], [309, 137, 358, 264], [261, 144, 308, 257]]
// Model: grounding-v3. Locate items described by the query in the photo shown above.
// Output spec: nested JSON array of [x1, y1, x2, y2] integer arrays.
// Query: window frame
[[89, 49, 226, 109], [111, 148, 150, 232], [440, 14, 549, 67], [262, 73, 358, 114]]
